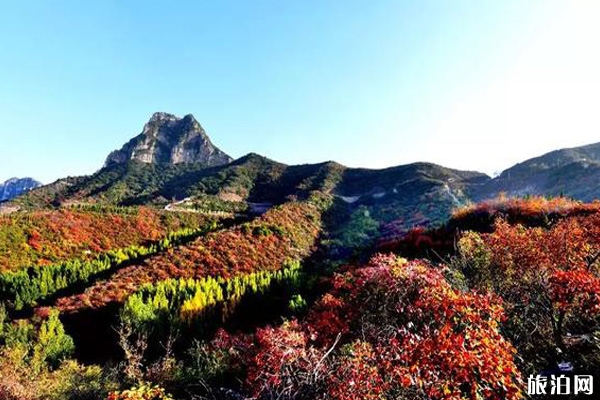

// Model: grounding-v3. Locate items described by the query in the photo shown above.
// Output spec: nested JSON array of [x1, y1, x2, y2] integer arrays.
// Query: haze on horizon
[[1, 0, 599, 184]]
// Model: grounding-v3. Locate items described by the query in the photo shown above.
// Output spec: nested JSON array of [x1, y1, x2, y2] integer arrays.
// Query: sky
[[1, 0, 600, 183]]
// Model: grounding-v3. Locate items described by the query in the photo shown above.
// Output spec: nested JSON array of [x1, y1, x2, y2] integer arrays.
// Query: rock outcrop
[[105, 112, 232, 167], [0, 177, 41, 201]]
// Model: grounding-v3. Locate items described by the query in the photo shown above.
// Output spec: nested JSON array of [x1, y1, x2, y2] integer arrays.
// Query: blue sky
[[1, 1, 600, 183]]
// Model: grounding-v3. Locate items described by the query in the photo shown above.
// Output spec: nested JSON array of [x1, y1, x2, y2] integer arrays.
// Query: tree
[[456, 213, 600, 372]]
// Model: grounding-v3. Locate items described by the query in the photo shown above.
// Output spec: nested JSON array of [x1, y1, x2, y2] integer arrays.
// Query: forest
[[1, 195, 599, 399]]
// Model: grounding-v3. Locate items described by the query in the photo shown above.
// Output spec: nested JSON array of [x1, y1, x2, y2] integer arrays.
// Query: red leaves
[[0, 207, 210, 271], [245, 320, 324, 399], [326, 341, 387, 400], [224, 254, 521, 400], [481, 209, 600, 325], [549, 270, 600, 315], [343, 257, 521, 400], [27, 230, 43, 251], [450, 199, 600, 380], [452, 196, 600, 224], [306, 294, 349, 346]]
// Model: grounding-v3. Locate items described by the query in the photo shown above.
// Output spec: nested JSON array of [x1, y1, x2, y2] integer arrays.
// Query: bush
[[288, 294, 307, 313], [107, 384, 173, 400], [228, 255, 522, 400], [0, 309, 116, 400], [34, 310, 75, 368]]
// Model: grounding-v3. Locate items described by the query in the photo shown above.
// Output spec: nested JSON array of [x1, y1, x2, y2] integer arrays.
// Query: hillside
[[334, 162, 488, 229], [0, 206, 217, 272], [473, 142, 600, 201], [6, 113, 600, 399], [3, 194, 598, 399]]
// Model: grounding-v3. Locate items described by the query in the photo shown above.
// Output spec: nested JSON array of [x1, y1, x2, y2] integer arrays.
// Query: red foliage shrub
[[465, 211, 600, 363], [325, 341, 387, 400], [246, 321, 324, 398], [452, 196, 600, 226], [219, 254, 521, 400]]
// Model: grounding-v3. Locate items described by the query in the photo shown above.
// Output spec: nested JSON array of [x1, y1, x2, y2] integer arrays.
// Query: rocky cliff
[[0, 177, 41, 201], [105, 112, 232, 167]]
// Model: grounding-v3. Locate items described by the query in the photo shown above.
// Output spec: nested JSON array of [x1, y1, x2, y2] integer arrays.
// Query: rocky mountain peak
[[0, 177, 41, 202], [105, 112, 233, 167], [149, 111, 179, 122]]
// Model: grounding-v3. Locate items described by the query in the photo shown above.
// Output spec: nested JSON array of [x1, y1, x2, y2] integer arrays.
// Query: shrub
[[219, 254, 522, 400], [0, 309, 116, 400], [288, 294, 307, 313], [457, 214, 600, 373], [107, 384, 174, 400]]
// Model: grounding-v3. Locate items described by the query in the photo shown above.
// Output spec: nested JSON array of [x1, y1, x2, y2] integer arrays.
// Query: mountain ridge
[[9, 113, 600, 233], [473, 141, 600, 201]]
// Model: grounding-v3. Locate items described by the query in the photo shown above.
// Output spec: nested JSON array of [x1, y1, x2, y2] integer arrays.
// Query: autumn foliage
[[0, 207, 212, 272], [0, 222, 219, 310], [207, 254, 522, 400], [5, 194, 600, 400], [378, 195, 600, 257], [107, 385, 173, 400], [457, 210, 600, 373], [451, 195, 600, 227], [54, 200, 323, 312]]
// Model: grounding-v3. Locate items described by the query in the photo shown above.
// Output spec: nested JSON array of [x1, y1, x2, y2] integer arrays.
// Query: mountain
[[105, 112, 232, 167], [11, 152, 486, 236], [473, 142, 600, 201], [10, 112, 600, 233], [334, 162, 488, 228], [0, 177, 41, 202], [11, 154, 341, 208], [4, 113, 600, 400]]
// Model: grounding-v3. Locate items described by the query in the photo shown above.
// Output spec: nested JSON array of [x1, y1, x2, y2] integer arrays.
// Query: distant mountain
[[473, 142, 600, 201], [105, 112, 232, 167], [0, 177, 41, 202]]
